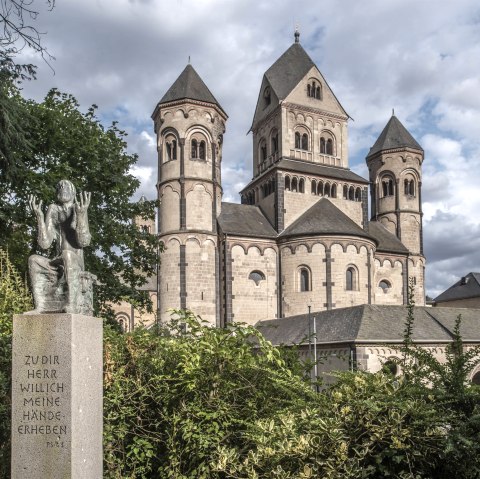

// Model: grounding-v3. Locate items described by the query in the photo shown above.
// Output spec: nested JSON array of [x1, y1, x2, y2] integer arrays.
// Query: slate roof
[[435, 273, 480, 303], [368, 221, 409, 254], [280, 198, 372, 240], [256, 305, 480, 345], [218, 203, 277, 239], [367, 115, 423, 158], [264, 42, 315, 101], [158, 64, 225, 113]]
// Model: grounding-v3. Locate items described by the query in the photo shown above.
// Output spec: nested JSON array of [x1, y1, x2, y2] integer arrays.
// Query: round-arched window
[[382, 360, 398, 376], [249, 270, 266, 286], [472, 370, 480, 385], [379, 280, 391, 293]]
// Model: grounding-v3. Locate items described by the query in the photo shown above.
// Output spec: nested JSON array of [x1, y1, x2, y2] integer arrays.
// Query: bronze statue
[[27, 180, 96, 315]]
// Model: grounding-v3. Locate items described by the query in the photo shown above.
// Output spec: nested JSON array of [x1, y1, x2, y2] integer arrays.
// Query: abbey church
[[150, 32, 426, 327]]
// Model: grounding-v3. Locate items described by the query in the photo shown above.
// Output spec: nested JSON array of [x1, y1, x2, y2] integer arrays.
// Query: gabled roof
[[435, 273, 480, 303], [367, 115, 423, 158], [368, 220, 409, 254], [157, 64, 225, 113], [279, 198, 372, 240], [256, 305, 480, 346], [218, 202, 277, 239], [264, 42, 315, 101]]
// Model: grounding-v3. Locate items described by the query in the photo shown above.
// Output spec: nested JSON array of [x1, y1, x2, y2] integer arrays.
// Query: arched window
[[191, 139, 198, 159], [379, 280, 391, 293], [382, 360, 399, 376], [331, 184, 337, 198], [299, 267, 311, 292], [472, 370, 480, 385], [271, 132, 278, 155], [299, 178, 305, 193], [301, 133, 308, 151], [285, 176, 291, 191], [324, 183, 331, 197], [199, 140, 206, 160], [343, 185, 348, 199], [404, 179, 415, 197], [141, 225, 150, 233], [382, 177, 395, 197], [295, 132, 301, 149], [317, 181, 324, 196], [311, 179, 317, 195], [291, 177, 298, 192], [355, 187, 362, 202], [249, 270, 266, 286], [264, 87, 271, 106], [165, 135, 178, 161], [307, 80, 322, 100], [320, 137, 326, 154], [347, 186, 353, 201], [346, 266, 357, 291], [326, 139, 333, 155]]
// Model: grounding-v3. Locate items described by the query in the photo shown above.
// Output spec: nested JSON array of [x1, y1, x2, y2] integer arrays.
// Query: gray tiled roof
[[264, 43, 315, 101], [218, 203, 277, 238], [158, 64, 224, 113], [368, 221, 409, 254], [434, 273, 480, 303], [277, 159, 369, 184], [280, 198, 372, 240], [256, 305, 480, 346], [367, 115, 423, 158]]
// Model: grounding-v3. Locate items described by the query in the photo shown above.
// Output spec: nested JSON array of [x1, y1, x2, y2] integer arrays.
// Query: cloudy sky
[[15, 0, 480, 298]]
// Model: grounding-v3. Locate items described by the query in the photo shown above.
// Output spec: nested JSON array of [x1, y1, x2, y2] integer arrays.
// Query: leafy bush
[[0, 249, 32, 478]]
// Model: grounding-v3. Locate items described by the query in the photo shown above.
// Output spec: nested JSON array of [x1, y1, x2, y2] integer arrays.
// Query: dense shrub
[[103, 311, 451, 479], [0, 249, 32, 478]]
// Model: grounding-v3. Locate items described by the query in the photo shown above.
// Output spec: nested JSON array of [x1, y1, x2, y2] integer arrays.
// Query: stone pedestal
[[11, 314, 103, 479]]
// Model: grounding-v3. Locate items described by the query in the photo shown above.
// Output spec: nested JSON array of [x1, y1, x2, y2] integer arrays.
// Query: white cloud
[[16, 0, 480, 296]]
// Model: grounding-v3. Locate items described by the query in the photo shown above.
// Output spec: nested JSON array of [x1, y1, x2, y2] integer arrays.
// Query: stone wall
[[230, 241, 278, 325]]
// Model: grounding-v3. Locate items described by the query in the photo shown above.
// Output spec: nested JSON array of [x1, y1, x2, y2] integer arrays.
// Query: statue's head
[[56, 180, 76, 204]]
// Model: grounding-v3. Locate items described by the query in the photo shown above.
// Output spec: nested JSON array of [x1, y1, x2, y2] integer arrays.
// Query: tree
[[1, 0, 55, 80], [0, 86, 160, 318]]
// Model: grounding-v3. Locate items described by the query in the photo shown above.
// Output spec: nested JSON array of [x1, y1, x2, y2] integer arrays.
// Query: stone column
[[11, 314, 103, 479]]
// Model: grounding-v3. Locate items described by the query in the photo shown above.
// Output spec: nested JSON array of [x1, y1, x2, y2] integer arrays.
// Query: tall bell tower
[[152, 64, 227, 324], [367, 114, 425, 304]]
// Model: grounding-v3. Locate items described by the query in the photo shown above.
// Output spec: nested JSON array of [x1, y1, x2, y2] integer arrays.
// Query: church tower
[[366, 114, 425, 304], [152, 64, 227, 324]]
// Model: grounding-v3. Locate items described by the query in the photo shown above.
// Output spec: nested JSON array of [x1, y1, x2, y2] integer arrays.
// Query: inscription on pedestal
[[12, 314, 103, 479], [17, 355, 68, 446]]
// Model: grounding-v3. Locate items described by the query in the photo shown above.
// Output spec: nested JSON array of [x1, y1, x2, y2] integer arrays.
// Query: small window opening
[[311, 179, 317, 195], [346, 267, 357, 291], [379, 280, 391, 292], [301, 133, 308, 151], [295, 132, 301, 149], [191, 139, 198, 159], [249, 270, 266, 286], [299, 268, 311, 292], [264, 87, 271, 106]]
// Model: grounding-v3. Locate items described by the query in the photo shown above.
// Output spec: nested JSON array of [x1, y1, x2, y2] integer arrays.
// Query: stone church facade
[[151, 34, 426, 327]]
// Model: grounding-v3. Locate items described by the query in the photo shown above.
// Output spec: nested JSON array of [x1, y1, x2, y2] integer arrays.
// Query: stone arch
[[319, 129, 336, 156], [380, 216, 397, 235], [160, 185, 180, 232], [186, 183, 212, 230]]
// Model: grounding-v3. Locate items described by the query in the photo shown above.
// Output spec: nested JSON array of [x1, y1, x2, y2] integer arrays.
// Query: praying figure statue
[[26, 180, 96, 315]]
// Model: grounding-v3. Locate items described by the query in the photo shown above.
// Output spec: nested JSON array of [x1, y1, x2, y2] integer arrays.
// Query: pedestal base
[[11, 314, 103, 479]]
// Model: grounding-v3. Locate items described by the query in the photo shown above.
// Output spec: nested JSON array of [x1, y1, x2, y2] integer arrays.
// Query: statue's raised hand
[[75, 191, 91, 215], [28, 195, 44, 221]]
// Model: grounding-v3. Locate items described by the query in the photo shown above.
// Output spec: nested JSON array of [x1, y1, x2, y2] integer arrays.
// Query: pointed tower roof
[[158, 64, 225, 113], [367, 115, 423, 158], [264, 42, 315, 101]]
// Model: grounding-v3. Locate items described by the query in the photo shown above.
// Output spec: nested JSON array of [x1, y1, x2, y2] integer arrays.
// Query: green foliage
[[0, 249, 32, 478], [103, 310, 317, 478], [0, 84, 161, 317], [102, 311, 455, 479]]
